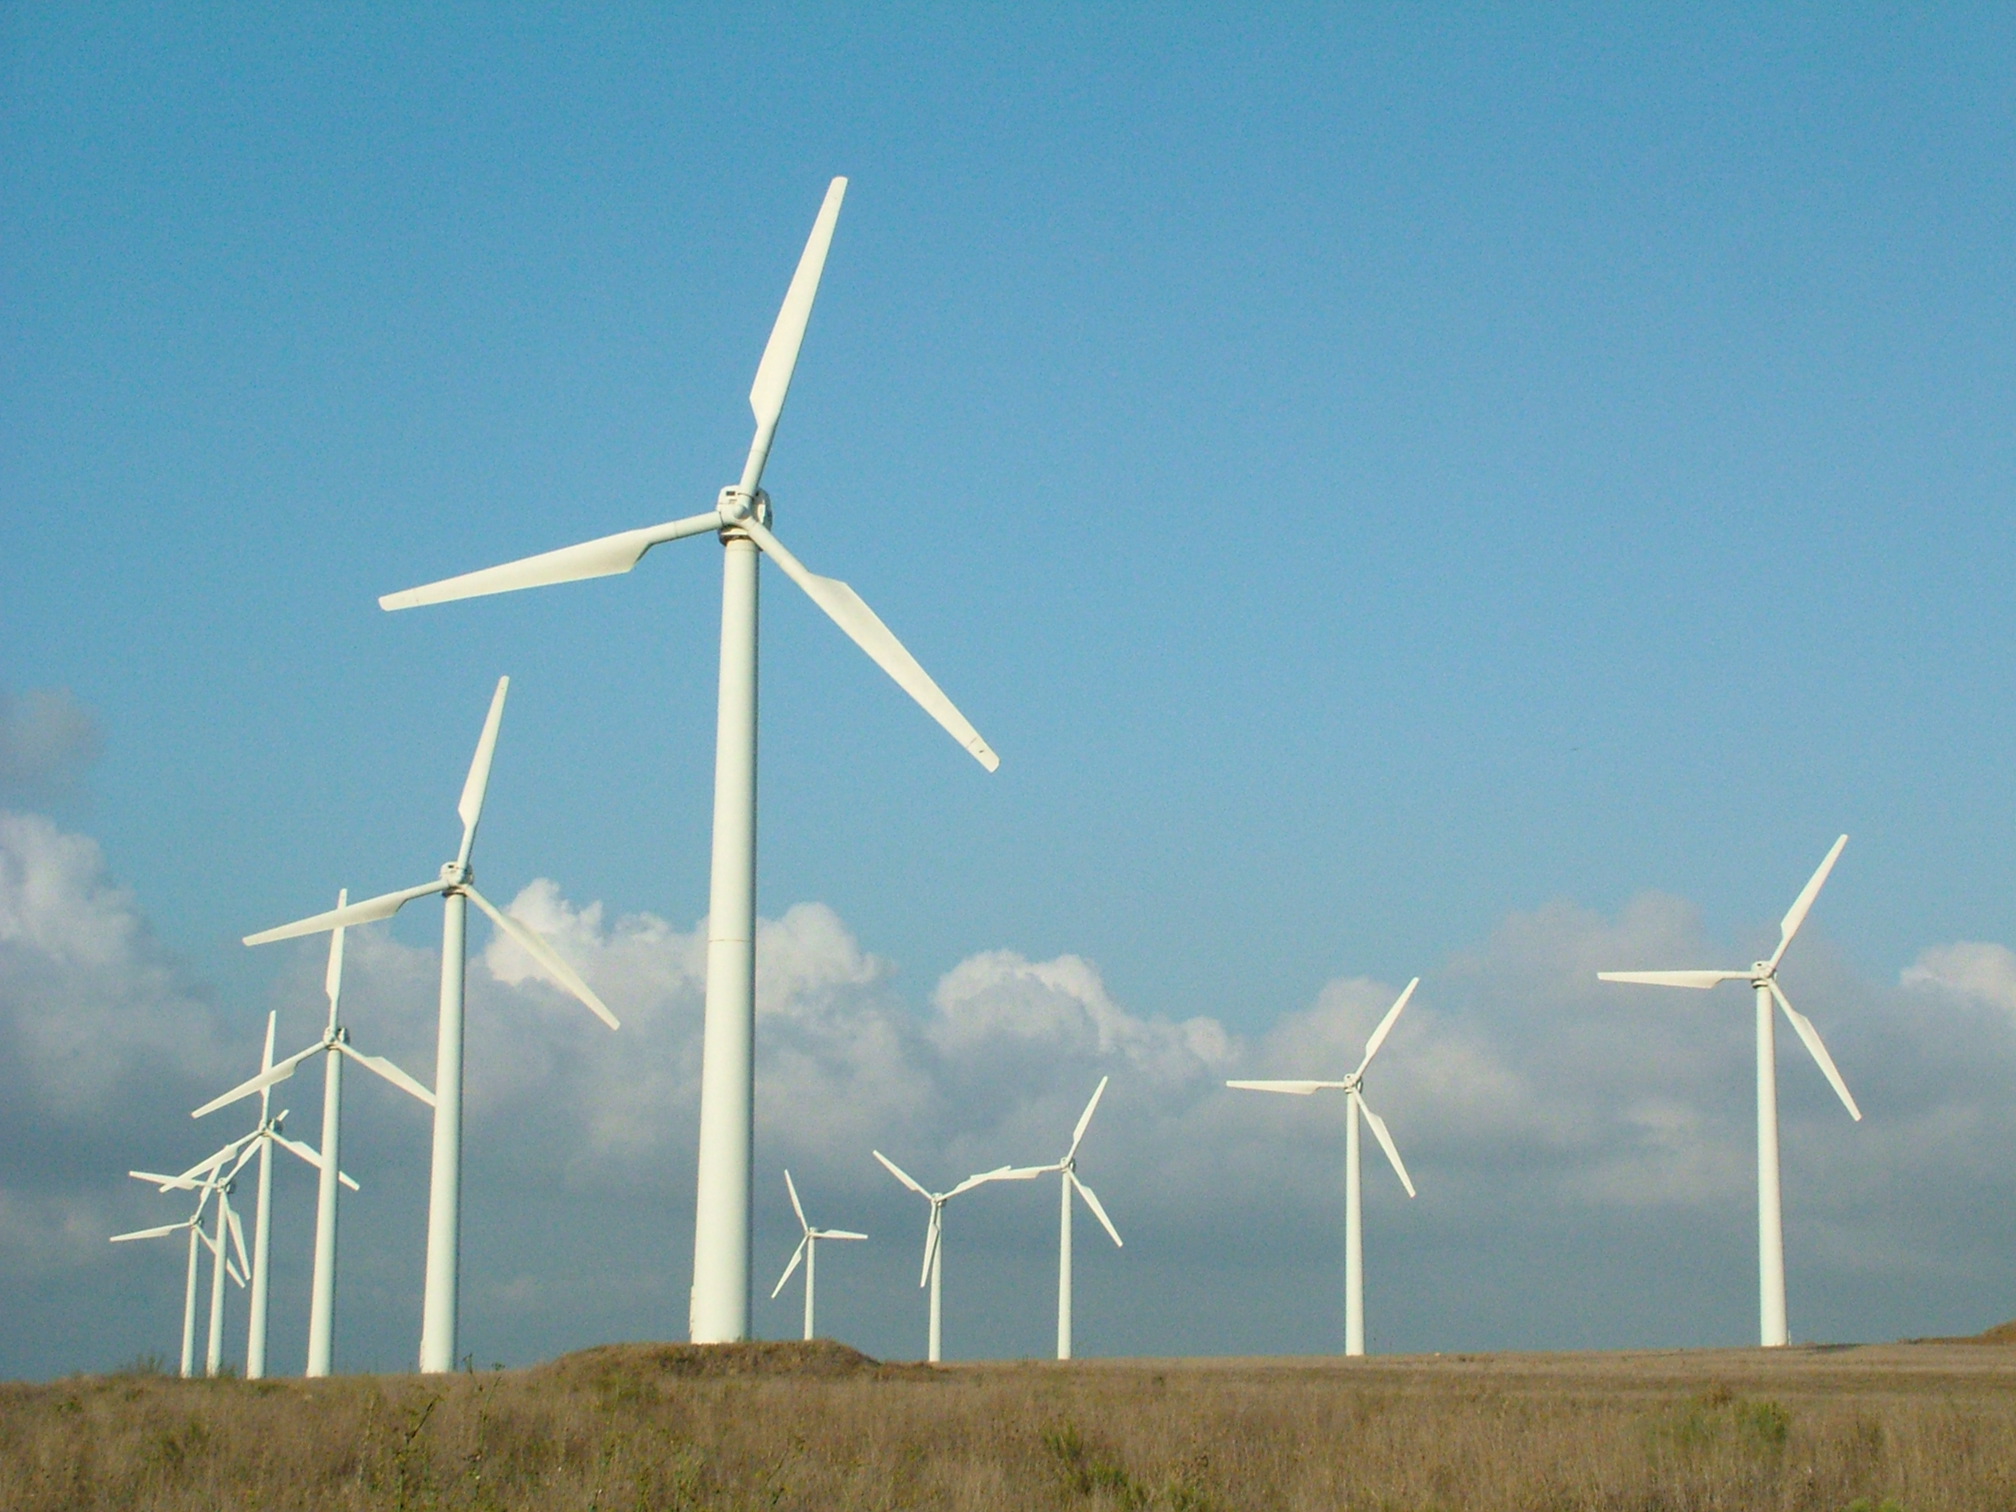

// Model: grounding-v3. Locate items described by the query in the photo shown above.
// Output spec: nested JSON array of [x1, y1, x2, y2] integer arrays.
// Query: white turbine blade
[[227, 1258, 247, 1288], [335, 1041, 436, 1108], [784, 1169, 809, 1234], [1066, 1076, 1109, 1163], [771, 1235, 808, 1299], [741, 519, 999, 772], [745, 177, 848, 479], [1597, 970, 1749, 989], [950, 1164, 1044, 1197], [1766, 979, 1863, 1121], [224, 1202, 250, 1277], [130, 1169, 209, 1192], [324, 889, 348, 1017], [244, 879, 444, 945], [873, 1149, 930, 1199], [1358, 1096, 1417, 1198], [464, 885, 620, 1030], [111, 1221, 188, 1243], [1069, 1173, 1124, 1249], [271, 1131, 328, 1172], [191, 1044, 319, 1119], [819, 1230, 868, 1241], [456, 677, 509, 868], [1225, 1079, 1346, 1095], [1769, 834, 1849, 971], [378, 513, 725, 611], [919, 1208, 942, 1288], [1356, 977, 1420, 1077]]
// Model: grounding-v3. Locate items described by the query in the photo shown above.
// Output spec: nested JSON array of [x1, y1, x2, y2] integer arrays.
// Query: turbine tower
[[1229, 976, 1420, 1357], [243, 676, 619, 1373], [769, 1170, 866, 1341], [196, 898, 430, 1375], [1030, 1077, 1124, 1360], [874, 1152, 1038, 1362], [1598, 834, 1862, 1348], [374, 179, 998, 1344]]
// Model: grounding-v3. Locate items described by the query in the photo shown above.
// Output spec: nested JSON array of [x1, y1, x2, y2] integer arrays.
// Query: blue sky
[[4, 6, 2015, 1377]]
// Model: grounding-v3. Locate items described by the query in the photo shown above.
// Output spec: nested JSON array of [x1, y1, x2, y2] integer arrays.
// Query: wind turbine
[[874, 1152, 1041, 1362], [112, 1159, 234, 1378], [1598, 834, 1862, 1348], [376, 179, 999, 1344], [242, 675, 619, 1373], [1228, 977, 1420, 1357], [196, 893, 432, 1375], [769, 1170, 866, 1341], [1028, 1077, 1124, 1360], [128, 1146, 253, 1376]]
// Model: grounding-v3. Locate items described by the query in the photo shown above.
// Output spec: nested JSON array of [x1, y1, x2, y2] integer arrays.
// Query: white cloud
[[1901, 941, 2016, 1017]]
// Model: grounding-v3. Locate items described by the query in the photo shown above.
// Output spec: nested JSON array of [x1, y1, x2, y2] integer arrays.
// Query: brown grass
[[4, 1336, 2014, 1510]]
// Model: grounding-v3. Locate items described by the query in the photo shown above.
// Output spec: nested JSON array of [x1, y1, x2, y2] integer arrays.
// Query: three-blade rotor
[[1597, 836, 1861, 1121], [770, 1169, 867, 1297]]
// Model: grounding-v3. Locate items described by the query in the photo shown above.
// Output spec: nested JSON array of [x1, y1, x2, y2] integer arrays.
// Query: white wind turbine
[[874, 1152, 1041, 1362], [185, 1011, 359, 1378], [769, 1170, 867, 1342], [1228, 977, 1420, 1357], [1029, 1077, 1124, 1360], [1598, 834, 1862, 1348], [128, 1145, 254, 1376], [111, 1159, 235, 1378], [196, 911, 428, 1376], [242, 675, 619, 1373], [376, 179, 998, 1344]]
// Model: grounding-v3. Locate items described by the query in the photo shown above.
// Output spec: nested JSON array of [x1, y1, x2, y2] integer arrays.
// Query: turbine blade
[[336, 1041, 436, 1107], [244, 880, 444, 946], [464, 885, 619, 1029], [920, 1208, 942, 1289], [771, 1236, 808, 1299], [271, 1131, 327, 1172], [191, 1044, 319, 1119], [820, 1230, 868, 1241], [130, 1169, 212, 1192], [1358, 1097, 1417, 1198], [1070, 1173, 1124, 1248], [111, 1222, 188, 1243], [873, 1150, 930, 1199], [950, 1164, 1041, 1196], [741, 519, 999, 772], [1766, 978, 1863, 1121], [1769, 834, 1849, 971], [224, 1202, 250, 1277], [1356, 977, 1419, 1077], [227, 1258, 247, 1289], [784, 1169, 808, 1233], [324, 889, 348, 1020], [744, 177, 848, 483], [1225, 1079, 1345, 1095], [1597, 970, 1749, 989], [338, 1169, 360, 1192], [378, 513, 725, 611], [455, 677, 509, 868], [1066, 1076, 1109, 1162]]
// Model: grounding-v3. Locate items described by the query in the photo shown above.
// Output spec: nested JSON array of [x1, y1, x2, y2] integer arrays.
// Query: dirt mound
[[528, 1338, 893, 1384], [1970, 1319, 2016, 1344]]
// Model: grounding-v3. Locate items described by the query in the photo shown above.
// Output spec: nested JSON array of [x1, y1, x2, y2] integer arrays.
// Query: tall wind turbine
[[243, 676, 619, 1373], [1030, 1077, 1124, 1360], [874, 1152, 1039, 1362], [112, 1159, 233, 1377], [1598, 835, 1862, 1348], [769, 1170, 866, 1341], [376, 179, 999, 1343], [197, 894, 431, 1375], [1229, 976, 1420, 1357], [129, 1141, 256, 1375]]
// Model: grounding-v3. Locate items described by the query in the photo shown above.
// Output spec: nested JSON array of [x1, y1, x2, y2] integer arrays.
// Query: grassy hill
[[4, 1334, 2014, 1510]]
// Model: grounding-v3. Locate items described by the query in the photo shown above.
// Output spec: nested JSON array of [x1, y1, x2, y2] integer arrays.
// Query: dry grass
[[4, 1336, 2014, 1510]]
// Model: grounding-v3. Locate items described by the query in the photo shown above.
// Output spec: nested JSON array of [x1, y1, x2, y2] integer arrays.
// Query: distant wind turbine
[[1598, 835, 1862, 1348], [196, 907, 426, 1375], [1029, 1077, 1124, 1360], [376, 180, 998, 1344], [129, 1145, 253, 1376], [1229, 976, 1420, 1357], [769, 1170, 866, 1342], [242, 676, 618, 1373], [874, 1152, 1041, 1362], [111, 1155, 235, 1378]]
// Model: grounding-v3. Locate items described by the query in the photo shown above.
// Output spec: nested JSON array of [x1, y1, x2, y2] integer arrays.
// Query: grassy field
[[5, 1332, 2014, 1511]]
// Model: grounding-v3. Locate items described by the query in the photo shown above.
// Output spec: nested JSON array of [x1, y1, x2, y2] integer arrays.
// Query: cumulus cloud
[[0, 688, 102, 800]]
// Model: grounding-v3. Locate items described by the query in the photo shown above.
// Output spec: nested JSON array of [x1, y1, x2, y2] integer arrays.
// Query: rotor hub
[[440, 860, 472, 889], [716, 486, 771, 529]]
